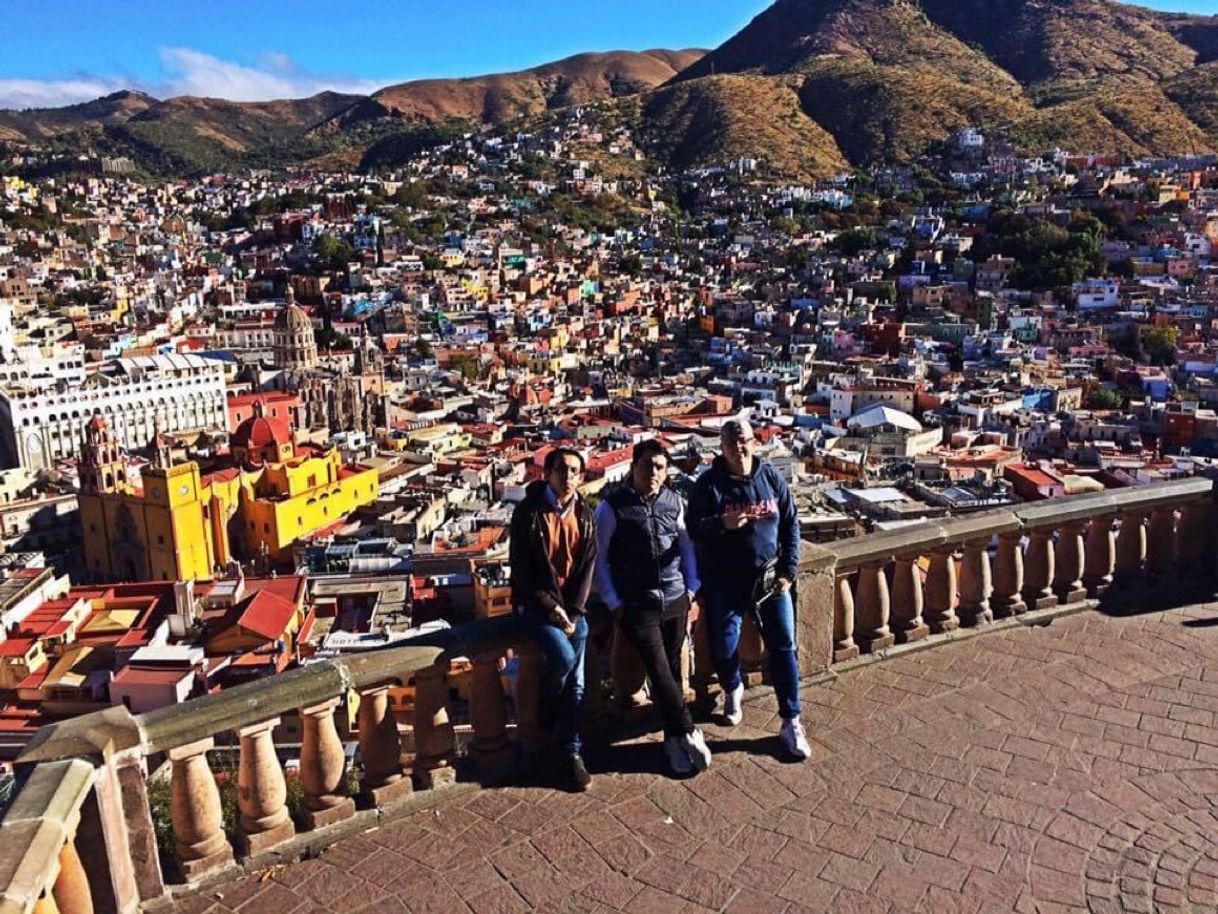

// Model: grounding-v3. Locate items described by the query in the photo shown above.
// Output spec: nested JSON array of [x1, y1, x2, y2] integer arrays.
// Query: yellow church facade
[[79, 409, 379, 583]]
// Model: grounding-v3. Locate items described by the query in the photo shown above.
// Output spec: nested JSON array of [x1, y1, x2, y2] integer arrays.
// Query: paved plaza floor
[[164, 593, 1218, 914]]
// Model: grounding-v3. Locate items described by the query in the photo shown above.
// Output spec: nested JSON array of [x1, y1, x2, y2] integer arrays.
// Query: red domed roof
[[231, 413, 291, 451]]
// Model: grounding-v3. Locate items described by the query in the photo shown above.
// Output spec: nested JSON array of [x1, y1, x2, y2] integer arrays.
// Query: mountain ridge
[[3, 1, 1218, 177]]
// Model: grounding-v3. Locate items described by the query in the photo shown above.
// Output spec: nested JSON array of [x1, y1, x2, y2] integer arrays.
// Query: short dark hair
[[632, 438, 669, 467], [544, 447, 585, 474]]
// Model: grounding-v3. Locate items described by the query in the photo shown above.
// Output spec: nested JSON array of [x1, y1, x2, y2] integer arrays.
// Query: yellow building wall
[[80, 452, 379, 579]]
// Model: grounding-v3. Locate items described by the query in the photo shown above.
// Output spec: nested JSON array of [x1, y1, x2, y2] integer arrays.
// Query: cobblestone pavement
[[168, 598, 1218, 914]]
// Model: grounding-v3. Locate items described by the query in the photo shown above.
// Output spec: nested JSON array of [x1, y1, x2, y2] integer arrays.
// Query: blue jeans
[[520, 613, 588, 754], [703, 585, 800, 720]]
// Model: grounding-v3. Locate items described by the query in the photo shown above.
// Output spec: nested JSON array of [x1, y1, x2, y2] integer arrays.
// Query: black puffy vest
[[605, 485, 687, 609]]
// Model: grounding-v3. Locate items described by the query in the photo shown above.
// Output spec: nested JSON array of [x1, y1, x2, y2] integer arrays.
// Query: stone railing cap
[[0, 759, 93, 914], [810, 478, 1213, 570], [17, 705, 142, 765]]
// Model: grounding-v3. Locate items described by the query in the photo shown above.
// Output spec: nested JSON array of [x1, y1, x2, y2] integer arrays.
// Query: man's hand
[[550, 606, 577, 636], [724, 506, 751, 530], [776, 577, 792, 594]]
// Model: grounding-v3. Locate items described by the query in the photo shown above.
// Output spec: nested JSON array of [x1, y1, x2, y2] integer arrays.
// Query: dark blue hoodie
[[688, 455, 801, 589]]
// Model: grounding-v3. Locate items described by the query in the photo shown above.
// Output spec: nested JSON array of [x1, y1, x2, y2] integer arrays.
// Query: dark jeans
[[704, 584, 800, 720], [520, 613, 588, 755], [619, 604, 694, 737]]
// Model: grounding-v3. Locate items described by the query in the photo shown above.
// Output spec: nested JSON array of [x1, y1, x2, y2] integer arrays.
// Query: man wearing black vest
[[595, 439, 712, 775]]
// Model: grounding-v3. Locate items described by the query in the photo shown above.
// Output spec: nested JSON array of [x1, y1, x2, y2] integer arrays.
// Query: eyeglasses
[[550, 465, 583, 477]]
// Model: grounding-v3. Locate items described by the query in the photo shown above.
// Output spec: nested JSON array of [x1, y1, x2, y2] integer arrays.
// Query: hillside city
[[0, 100, 1215, 775]]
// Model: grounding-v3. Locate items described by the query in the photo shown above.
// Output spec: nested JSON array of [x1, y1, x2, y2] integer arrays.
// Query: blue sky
[[0, 0, 1213, 109]]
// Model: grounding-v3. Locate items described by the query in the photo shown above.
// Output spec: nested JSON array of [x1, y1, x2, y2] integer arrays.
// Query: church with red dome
[[79, 400, 380, 583]]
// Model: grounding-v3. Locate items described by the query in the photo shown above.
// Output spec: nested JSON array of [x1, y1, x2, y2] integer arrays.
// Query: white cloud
[[0, 49, 388, 111], [157, 47, 384, 102], [0, 77, 129, 111]]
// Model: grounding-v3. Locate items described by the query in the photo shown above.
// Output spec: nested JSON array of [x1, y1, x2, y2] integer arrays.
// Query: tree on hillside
[[1087, 388, 1125, 411], [1141, 325, 1179, 366], [313, 234, 353, 272]]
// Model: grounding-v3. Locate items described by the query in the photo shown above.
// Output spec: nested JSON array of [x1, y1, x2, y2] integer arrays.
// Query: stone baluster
[[469, 652, 515, 783], [299, 698, 355, 830], [991, 531, 1026, 618], [167, 738, 233, 878], [1146, 506, 1178, 580], [855, 559, 895, 652], [738, 612, 767, 686], [611, 617, 648, 708], [357, 685, 412, 806], [236, 718, 295, 855], [958, 538, 994, 626], [52, 838, 93, 914], [923, 546, 960, 633], [1022, 528, 1057, 610], [1114, 511, 1147, 583], [1082, 515, 1116, 597], [1053, 521, 1087, 605], [1178, 500, 1211, 577], [832, 571, 859, 662], [890, 553, 929, 643], [412, 663, 457, 789], [514, 641, 547, 751]]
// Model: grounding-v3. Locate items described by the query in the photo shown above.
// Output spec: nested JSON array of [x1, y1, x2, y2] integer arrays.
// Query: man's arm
[[687, 475, 725, 541], [774, 469, 801, 583], [593, 500, 623, 611], [569, 500, 598, 614], [676, 501, 701, 597], [509, 502, 558, 614]]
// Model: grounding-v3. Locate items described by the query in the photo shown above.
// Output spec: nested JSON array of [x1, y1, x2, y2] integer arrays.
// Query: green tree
[[313, 234, 354, 272], [1087, 388, 1125, 411], [1140, 325, 1179, 366], [830, 228, 877, 257]]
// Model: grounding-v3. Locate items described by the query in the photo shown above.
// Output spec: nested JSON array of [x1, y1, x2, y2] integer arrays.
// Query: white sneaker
[[681, 728, 712, 772], [780, 717, 811, 761], [723, 682, 745, 726], [664, 735, 693, 775]]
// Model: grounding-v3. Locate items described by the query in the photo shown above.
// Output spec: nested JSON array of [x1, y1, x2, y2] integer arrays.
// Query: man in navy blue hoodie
[[688, 418, 811, 760]]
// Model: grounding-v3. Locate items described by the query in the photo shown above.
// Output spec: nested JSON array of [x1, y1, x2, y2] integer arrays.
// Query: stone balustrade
[[1, 479, 1212, 914], [801, 478, 1213, 670]]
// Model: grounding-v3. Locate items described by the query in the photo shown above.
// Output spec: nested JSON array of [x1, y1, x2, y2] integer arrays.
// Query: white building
[[0, 353, 228, 470]]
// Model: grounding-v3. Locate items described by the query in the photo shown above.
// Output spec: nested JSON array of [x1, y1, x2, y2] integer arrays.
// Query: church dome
[[274, 303, 312, 333], [231, 412, 291, 452]]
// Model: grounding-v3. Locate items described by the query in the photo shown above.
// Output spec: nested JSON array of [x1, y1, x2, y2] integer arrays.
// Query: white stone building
[[0, 353, 228, 470]]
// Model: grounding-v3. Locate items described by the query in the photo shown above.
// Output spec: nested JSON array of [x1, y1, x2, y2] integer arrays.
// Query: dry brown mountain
[[0, 49, 705, 173], [317, 49, 705, 132], [6, 2, 1218, 176], [0, 90, 157, 143], [633, 0, 1218, 173], [637, 74, 849, 179]]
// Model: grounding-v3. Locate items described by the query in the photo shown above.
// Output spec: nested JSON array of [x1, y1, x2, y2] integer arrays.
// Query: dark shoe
[[563, 753, 592, 791]]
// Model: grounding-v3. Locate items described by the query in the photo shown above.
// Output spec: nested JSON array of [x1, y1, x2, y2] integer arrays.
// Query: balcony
[[2, 477, 1217, 914]]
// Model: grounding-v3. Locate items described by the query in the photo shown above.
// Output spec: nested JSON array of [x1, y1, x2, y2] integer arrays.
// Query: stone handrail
[[2, 478, 1212, 914], [0, 759, 94, 914], [2, 640, 449, 914], [793, 478, 1214, 665]]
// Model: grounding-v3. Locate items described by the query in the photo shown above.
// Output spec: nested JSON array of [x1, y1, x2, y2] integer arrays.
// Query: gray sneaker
[[681, 728, 712, 772], [723, 682, 745, 726]]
